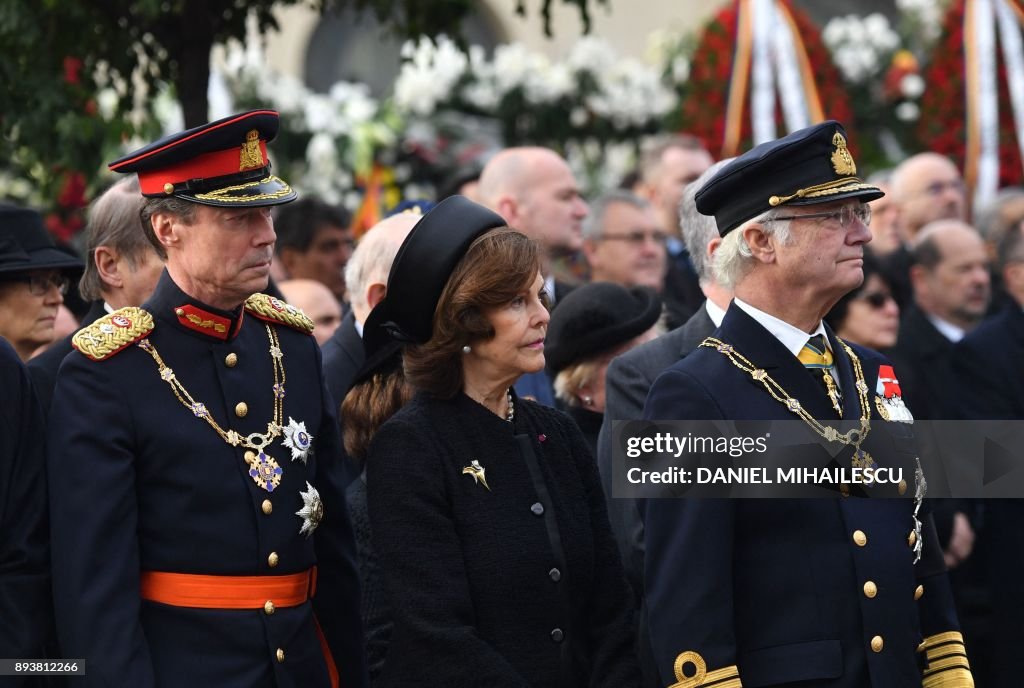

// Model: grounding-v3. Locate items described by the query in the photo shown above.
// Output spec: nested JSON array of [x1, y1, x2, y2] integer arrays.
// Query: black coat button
[[549, 568, 561, 582], [550, 628, 564, 643], [531, 502, 544, 516]]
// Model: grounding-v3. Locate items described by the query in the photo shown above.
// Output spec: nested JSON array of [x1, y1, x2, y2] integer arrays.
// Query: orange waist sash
[[140, 567, 316, 609]]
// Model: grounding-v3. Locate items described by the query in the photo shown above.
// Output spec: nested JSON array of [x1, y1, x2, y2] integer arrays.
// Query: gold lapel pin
[[462, 460, 490, 491]]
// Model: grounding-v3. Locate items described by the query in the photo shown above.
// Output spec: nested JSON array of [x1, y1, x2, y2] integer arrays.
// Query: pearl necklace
[[506, 388, 515, 423]]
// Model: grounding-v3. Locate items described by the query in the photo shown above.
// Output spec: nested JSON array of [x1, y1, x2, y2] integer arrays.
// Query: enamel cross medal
[[244, 429, 284, 493]]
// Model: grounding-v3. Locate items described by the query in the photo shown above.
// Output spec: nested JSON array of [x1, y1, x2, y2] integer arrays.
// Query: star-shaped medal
[[296, 482, 324, 537], [282, 417, 313, 464]]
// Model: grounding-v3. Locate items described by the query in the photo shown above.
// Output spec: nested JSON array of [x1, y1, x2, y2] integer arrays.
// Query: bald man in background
[[884, 153, 968, 308], [279, 279, 342, 347]]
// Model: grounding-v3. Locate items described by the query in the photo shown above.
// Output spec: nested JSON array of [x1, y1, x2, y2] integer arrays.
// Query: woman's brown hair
[[404, 227, 541, 398], [341, 362, 414, 462]]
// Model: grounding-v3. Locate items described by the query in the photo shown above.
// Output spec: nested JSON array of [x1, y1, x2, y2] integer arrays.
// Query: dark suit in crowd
[[642, 305, 963, 688], [596, 304, 716, 688], [892, 305, 959, 420], [322, 310, 364, 412], [0, 337, 55, 687], [28, 301, 105, 416], [953, 304, 1024, 688]]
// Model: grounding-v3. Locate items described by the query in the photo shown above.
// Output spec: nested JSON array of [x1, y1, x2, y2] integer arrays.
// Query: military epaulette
[[72, 307, 155, 361], [669, 651, 742, 688], [919, 631, 974, 688], [244, 293, 314, 335]]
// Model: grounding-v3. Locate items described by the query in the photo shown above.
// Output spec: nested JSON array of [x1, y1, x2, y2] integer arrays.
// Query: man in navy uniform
[[642, 122, 971, 687], [47, 110, 367, 687]]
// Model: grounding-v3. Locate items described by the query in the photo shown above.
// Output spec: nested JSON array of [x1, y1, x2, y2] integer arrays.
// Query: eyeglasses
[[858, 291, 895, 309], [599, 230, 669, 246], [2, 273, 70, 296], [772, 204, 872, 229]]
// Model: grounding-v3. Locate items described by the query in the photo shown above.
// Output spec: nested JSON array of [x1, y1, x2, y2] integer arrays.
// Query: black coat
[[892, 305, 959, 420], [0, 337, 54, 687], [366, 391, 640, 687], [28, 300, 105, 416], [322, 310, 364, 411]]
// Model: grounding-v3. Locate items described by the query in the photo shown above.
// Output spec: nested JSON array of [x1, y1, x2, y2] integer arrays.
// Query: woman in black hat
[[546, 282, 662, 457], [359, 196, 640, 687], [0, 204, 83, 361]]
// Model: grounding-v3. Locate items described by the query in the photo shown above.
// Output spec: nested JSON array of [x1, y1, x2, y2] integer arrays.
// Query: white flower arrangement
[[823, 13, 900, 83]]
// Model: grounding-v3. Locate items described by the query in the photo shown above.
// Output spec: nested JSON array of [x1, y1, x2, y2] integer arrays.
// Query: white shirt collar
[[354, 317, 364, 338], [704, 298, 727, 328], [103, 301, 115, 314], [926, 313, 965, 343], [544, 274, 557, 305], [733, 298, 829, 357]]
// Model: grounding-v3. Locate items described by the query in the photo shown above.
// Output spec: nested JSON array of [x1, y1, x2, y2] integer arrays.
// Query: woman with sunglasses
[[825, 250, 900, 351], [0, 204, 82, 361]]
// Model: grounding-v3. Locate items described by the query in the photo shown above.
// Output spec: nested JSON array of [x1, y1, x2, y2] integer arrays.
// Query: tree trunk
[[175, 0, 215, 128]]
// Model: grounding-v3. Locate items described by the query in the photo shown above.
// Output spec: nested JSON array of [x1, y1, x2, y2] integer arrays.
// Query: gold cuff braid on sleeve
[[919, 632, 974, 688], [669, 651, 742, 688]]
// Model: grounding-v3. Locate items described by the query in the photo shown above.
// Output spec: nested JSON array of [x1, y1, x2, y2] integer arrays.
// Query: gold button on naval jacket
[[264, 600, 275, 615], [863, 581, 878, 598], [915, 585, 924, 600], [268, 552, 279, 568], [898, 479, 907, 495], [276, 648, 285, 663], [908, 530, 918, 548], [261, 499, 273, 515], [852, 530, 867, 547], [871, 635, 884, 653], [235, 402, 248, 418], [224, 353, 238, 368]]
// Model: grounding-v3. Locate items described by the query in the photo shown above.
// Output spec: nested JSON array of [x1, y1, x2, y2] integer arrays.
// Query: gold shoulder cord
[[700, 337, 875, 468], [136, 323, 289, 493]]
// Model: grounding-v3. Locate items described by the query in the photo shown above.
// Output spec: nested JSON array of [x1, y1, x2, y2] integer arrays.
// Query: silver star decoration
[[296, 482, 324, 537], [282, 417, 313, 464]]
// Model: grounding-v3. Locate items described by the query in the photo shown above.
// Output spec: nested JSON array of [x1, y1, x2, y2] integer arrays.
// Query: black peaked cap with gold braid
[[108, 110, 296, 208], [695, 120, 884, 237]]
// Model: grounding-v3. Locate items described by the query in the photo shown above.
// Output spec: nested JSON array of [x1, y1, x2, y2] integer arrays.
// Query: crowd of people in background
[[1, 108, 1022, 687]]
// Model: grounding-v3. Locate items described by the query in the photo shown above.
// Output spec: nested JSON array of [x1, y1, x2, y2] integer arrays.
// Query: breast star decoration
[[462, 460, 491, 491], [282, 417, 313, 464], [296, 482, 324, 537]]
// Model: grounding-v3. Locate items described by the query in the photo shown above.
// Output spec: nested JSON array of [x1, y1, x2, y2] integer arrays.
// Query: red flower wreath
[[918, 0, 1024, 188], [680, 0, 854, 158]]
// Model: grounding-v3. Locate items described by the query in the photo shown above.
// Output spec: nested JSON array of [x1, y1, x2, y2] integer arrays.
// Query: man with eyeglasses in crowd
[[581, 190, 668, 293], [641, 121, 970, 688], [0, 203, 83, 362]]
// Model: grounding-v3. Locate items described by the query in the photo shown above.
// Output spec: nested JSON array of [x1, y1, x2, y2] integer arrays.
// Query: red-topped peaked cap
[[108, 110, 297, 208]]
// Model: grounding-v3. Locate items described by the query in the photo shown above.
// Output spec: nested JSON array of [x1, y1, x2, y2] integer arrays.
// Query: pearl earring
[[462, 345, 471, 354], [582, 396, 594, 407]]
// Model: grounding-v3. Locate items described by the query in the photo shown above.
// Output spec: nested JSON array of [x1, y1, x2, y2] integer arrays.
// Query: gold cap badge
[[239, 129, 263, 171], [831, 131, 857, 176]]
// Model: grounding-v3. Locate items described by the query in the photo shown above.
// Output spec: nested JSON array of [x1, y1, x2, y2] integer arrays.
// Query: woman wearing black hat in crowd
[[358, 196, 640, 687], [0, 204, 83, 361], [546, 282, 662, 457]]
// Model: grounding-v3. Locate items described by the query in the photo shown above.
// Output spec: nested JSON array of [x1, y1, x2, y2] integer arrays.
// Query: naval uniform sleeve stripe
[[919, 631, 965, 649], [924, 655, 972, 673], [921, 666, 975, 688]]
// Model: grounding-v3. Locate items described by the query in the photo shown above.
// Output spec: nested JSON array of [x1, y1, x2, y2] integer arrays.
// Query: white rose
[[900, 73, 925, 99], [896, 102, 920, 121]]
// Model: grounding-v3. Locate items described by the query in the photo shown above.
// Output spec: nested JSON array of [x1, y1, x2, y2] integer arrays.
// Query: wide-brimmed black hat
[[0, 204, 84, 276], [109, 110, 296, 208], [372, 195, 507, 345], [695, 120, 884, 236], [545, 282, 662, 373]]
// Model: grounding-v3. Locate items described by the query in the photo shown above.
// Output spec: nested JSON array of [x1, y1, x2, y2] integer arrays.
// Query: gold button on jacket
[[234, 402, 248, 418], [264, 600, 275, 615], [871, 635, 884, 653], [224, 353, 238, 368], [852, 530, 867, 547], [863, 581, 877, 598]]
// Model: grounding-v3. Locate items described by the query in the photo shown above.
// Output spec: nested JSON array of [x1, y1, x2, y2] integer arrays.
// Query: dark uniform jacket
[[0, 337, 54, 687], [642, 305, 964, 688], [47, 272, 367, 688], [366, 391, 640, 687]]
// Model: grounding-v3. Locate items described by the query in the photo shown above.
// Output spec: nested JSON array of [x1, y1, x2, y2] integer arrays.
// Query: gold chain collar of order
[[700, 336, 872, 452], [137, 323, 288, 492]]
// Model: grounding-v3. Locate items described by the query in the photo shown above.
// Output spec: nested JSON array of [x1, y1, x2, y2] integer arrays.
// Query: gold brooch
[[462, 460, 490, 491]]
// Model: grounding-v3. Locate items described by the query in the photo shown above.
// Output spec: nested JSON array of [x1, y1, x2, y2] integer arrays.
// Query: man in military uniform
[[642, 122, 970, 687], [47, 110, 367, 687]]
